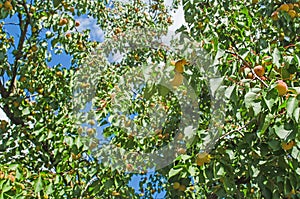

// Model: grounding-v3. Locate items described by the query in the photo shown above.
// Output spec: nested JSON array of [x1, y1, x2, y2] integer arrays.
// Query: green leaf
[[293, 108, 300, 123], [252, 102, 262, 116], [22, 107, 30, 115], [268, 140, 280, 151], [46, 183, 54, 195], [209, 77, 223, 97], [291, 147, 300, 160], [180, 154, 191, 161], [53, 0, 62, 8], [104, 179, 113, 188], [272, 48, 281, 69], [274, 124, 293, 139], [34, 175, 43, 193], [264, 90, 278, 112], [245, 92, 257, 108], [75, 137, 83, 149], [2, 181, 12, 193], [225, 85, 235, 99], [157, 85, 169, 97], [169, 168, 183, 178], [286, 97, 297, 119], [188, 166, 196, 176]]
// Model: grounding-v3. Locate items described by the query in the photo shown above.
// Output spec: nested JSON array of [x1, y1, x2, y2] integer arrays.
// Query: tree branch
[[0, 0, 31, 125], [218, 119, 256, 141], [9, 0, 31, 95], [225, 50, 269, 88], [0, 81, 9, 98]]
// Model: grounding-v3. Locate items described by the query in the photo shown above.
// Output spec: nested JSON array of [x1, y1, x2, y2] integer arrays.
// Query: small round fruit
[[87, 128, 95, 135], [4, 1, 13, 10], [288, 3, 294, 10], [66, 33, 71, 38], [279, 32, 285, 41], [78, 127, 83, 134], [282, 140, 295, 150], [75, 21, 80, 27], [77, 43, 84, 50], [246, 72, 254, 79], [252, 0, 258, 4], [271, 11, 279, 21], [177, 148, 186, 154], [37, 88, 44, 94], [69, 7, 75, 12], [288, 10, 297, 18], [276, 80, 288, 96], [112, 191, 120, 196], [157, 134, 163, 139], [20, 76, 26, 82], [196, 152, 211, 166], [88, 120, 95, 126], [31, 45, 38, 52], [179, 184, 186, 192], [114, 27, 122, 34], [13, 101, 19, 107], [197, 22, 203, 29], [59, 18, 68, 26], [253, 65, 265, 77], [173, 182, 180, 189], [279, 4, 289, 12], [56, 71, 63, 77], [30, 6, 36, 12]]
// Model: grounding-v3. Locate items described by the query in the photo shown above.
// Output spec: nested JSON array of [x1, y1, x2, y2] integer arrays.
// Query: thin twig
[[4, 22, 20, 26], [218, 119, 255, 141]]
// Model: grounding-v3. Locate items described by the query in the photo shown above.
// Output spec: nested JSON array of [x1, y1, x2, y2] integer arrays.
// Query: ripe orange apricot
[[288, 10, 297, 18], [59, 18, 68, 26], [66, 33, 71, 38], [253, 65, 265, 77], [246, 72, 254, 79], [276, 80, 288, 96], [282, 140, 295, 150], [4, 1, 13, 10], [279, 4, 289, 12]]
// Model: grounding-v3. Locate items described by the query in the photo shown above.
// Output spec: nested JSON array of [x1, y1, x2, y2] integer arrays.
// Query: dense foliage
[[0, 0, 299, 198]]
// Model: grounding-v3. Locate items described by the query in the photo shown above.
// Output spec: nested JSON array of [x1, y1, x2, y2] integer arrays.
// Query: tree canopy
[[0, 0, 300, 198]]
